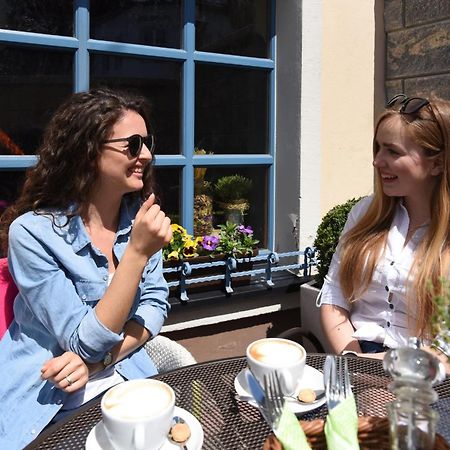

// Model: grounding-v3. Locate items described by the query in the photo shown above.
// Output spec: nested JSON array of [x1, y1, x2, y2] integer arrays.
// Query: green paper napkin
[[324, 395, 359, 450], [274, 404, 312, 450]]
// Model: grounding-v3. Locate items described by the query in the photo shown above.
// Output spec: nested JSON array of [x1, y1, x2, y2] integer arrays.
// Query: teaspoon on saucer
[[235, 389, 325, 405], [168, 416, 191, 450]]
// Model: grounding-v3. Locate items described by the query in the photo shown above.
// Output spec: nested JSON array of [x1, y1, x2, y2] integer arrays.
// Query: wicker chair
[[144, 335, 197, 373]]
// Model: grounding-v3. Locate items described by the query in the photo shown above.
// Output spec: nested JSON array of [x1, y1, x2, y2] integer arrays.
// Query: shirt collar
[[57, 196, 137, 253]]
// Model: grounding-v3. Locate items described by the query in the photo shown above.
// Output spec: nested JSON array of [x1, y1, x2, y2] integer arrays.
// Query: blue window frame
[[0, 0, 276, 250]]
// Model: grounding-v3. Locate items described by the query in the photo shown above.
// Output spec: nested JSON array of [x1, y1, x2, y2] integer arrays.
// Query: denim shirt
[[0, 197, 169, 449]]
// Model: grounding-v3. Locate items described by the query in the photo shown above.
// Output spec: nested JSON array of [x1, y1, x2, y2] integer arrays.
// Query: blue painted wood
[[191, 155, 273, 166], [153, 155, 187, 167], [74, 0, 89, 92], [0, 29, 78, 48], [0, 0, 279, 256], [194, 52, 274, 69], [87, 40, 187, 60], [267, 0, 277, 251], [0, 156, 37, 169], [181, 0, 196, 234]]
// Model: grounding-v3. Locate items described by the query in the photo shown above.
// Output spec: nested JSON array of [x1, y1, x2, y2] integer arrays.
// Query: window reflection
[[196, 0, 269, 58], [196, 64, 268, 154], [0, 0, 73, 35], [91, 0, 182, 48], [154, 167, 180, 225], [193, 166, 267, 248], [0, 46, 73, 155], [91, 55, 181, 155]]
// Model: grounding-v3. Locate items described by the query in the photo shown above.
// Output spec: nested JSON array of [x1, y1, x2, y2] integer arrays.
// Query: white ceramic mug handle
[[279, 371, 296, 395], [133, 424, 145, 450]]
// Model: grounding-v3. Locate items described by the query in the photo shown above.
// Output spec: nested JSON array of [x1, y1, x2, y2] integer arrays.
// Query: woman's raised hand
[[131, 194, 172, 258]]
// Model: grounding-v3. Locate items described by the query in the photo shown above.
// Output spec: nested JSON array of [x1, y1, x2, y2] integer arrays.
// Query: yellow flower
[[167, 250, 179, 260], [171, 223, 187, 236], [182, 233, 195, 242], [183, 239, 198, 258]]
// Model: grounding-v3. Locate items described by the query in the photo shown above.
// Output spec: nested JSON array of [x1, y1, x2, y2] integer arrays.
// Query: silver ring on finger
[[65, 375, 73, 386]]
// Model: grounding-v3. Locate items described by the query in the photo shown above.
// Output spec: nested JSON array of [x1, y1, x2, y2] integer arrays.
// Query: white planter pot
[[300, 280, 333, 353]]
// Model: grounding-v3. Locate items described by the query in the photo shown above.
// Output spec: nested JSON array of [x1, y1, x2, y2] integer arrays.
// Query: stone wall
[[384, 0, 450, 100]]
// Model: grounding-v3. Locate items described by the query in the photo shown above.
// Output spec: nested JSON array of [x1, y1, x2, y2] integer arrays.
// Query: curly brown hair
[[0, 87, 155, 255]]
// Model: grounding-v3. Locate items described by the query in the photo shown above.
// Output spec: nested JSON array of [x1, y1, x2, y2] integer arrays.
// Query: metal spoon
[[168, 415, 191, 450], [235, 389, 325, 405]]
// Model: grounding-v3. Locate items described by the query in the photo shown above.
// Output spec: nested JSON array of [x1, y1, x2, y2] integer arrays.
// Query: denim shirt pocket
[[73, 279, 106, 306]]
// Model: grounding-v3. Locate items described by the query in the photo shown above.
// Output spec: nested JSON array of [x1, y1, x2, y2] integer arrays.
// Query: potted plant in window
[[300, 197, 362, 352], [214, 175, 252, 225], [194, 148, 214, 236]]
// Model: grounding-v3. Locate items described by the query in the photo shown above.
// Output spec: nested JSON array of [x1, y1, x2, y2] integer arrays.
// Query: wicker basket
[[262, 416, 450, 450]]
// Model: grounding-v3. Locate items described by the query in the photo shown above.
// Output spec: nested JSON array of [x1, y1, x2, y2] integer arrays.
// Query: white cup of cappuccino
[[101, 379, 175, 450], [246, 338, 306, 396]]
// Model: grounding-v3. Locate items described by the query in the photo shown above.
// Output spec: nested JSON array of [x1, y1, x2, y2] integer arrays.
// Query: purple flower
[[202, 235, 219, 251], [238, 225, 253, 235]]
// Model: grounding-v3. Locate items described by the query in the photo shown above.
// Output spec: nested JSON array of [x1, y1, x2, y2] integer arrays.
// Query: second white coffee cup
[[246, 337, 306, 396], [101, 379, 175, 450]]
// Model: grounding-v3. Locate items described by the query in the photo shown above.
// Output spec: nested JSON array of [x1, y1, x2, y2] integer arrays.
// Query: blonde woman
[[319, 94, 450, 373]]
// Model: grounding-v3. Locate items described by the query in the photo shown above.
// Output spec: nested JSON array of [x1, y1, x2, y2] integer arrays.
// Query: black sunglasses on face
[[386, 94, 430, 115], [104, 134, 155, 157]]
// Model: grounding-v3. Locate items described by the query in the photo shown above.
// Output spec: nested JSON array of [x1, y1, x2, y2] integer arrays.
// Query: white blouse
[[318, 195, 428, 349]]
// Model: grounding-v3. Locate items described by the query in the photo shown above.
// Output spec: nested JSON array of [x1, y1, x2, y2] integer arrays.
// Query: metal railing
[[163, 247, 317, 302]]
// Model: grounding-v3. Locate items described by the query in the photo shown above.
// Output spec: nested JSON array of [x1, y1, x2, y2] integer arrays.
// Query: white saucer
[[234, 365, 326, 415], [85, 406, 204, 450]]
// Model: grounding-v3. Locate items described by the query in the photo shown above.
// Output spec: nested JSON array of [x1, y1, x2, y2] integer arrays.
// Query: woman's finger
[[59, 370, 89, 393], [52, 363, 90, 392], [41, 354, 72, 379], [163, 217, 172, 243], [134, 194, 155, 223]]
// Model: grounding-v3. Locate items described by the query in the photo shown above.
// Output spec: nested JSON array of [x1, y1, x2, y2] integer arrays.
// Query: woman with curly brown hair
[[319, 94, 450, 373], [0, 88, 172, 448]]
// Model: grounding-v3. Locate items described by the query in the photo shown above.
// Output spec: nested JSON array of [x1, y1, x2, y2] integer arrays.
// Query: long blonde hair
[[338, 98, 450, 338]]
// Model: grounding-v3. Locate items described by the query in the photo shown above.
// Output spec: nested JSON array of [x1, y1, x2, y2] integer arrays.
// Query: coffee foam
[[103, 381, 173, 420], [250, 340, 304, 365]]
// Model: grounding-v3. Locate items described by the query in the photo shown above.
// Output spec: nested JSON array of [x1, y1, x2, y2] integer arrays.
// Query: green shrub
[[431, 278, 450, 359], [313, 197, 362, 286]]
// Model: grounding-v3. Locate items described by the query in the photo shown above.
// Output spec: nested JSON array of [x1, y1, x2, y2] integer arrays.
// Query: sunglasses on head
[[386, 94, 430, 115], [104, 134, 155, 158]]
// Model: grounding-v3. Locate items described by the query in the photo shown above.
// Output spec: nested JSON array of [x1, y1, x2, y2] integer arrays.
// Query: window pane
[[0, 46, 73, 155], [91, 55, 181, 155], [193, 166, 267, 248], [154, 167, 180, 225], [196, 0, 269, 58], [90, 0, 182, 48], [0, 169, 25, 213], [196, 64, 268, 154], [0, 0, 73, 35]]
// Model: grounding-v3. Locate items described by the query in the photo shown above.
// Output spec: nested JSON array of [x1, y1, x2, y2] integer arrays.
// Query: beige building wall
[[278, 1, 383, 250], [320, 0, 377, 216]]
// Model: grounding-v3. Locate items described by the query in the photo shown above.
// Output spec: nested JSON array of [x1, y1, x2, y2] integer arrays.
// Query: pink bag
[[0, 258, 18, 338]]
